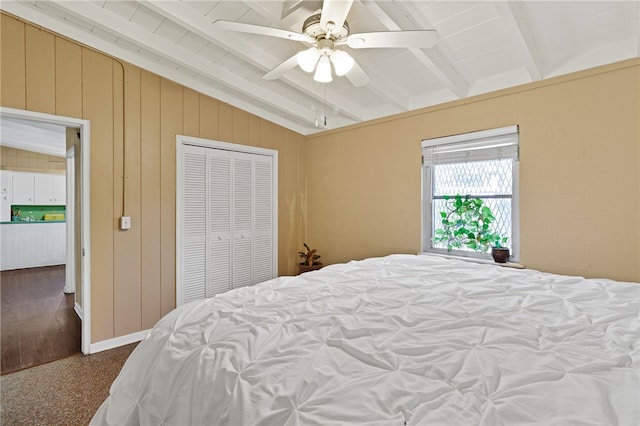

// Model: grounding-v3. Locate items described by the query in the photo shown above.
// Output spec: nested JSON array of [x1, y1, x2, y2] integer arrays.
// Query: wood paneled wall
[[1, 13, 306, 343]]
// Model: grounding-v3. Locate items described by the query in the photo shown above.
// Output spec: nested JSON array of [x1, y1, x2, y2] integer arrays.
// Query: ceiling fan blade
[[320, 0, 354, 31], [345, 61, 370, 87], [346, 30, 438, 49], [263, 55, 299, 80], [212, 20, 310, 42]]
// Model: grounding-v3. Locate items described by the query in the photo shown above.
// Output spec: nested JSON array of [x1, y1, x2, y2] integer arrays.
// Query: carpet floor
[[0, 342, 137, 425]]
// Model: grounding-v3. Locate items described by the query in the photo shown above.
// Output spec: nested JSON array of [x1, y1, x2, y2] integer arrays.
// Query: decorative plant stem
[[433, 195, 508, 253]]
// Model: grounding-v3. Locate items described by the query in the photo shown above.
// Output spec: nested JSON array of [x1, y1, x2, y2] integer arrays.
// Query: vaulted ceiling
[[2, 1, 639, 135]]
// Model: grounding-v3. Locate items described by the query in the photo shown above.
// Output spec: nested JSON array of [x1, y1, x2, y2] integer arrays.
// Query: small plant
[[433, 194, 508, 253], [299, 243, 321, 266]]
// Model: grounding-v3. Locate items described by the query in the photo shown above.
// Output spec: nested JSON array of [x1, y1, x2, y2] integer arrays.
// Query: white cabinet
[[34, 174, 50, 204], [35, 174, 66, 205], [52, 174, 66, 204], [178, 143, 277, 306], [0, 171, 66, 220], [6, 172, 65, 206], [12, 172, 35, 204], [1, 171, 12, 221]]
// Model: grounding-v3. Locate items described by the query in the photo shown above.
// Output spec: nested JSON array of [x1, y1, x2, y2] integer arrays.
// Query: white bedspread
[[92, 254, 639, 425]]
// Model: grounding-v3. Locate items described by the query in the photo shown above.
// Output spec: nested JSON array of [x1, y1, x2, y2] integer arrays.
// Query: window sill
[[421, 252, 525, 269]]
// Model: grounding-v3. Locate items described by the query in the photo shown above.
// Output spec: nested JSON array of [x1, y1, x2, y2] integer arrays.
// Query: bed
[[91, 254, 639, 425]]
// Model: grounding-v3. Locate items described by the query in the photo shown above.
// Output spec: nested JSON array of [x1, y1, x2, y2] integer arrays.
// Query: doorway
[[0, 107, 91, 358]]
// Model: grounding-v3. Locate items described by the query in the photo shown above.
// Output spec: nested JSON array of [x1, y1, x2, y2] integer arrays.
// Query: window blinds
[[422, 125, 519, 165]]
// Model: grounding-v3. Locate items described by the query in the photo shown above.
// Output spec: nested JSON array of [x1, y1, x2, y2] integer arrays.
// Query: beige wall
[[0, 146, 65, 173], [306, 59, 640, 282], [1, 13, 306, 343]]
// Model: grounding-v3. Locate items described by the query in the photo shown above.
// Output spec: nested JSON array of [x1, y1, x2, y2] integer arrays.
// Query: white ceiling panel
[[436, 3, 498, 39], [419, 1, 477, 26], [459, 50, 522, 78], [59, 13, 95, 33], [1, 0, 637, 136], [445, 19, 505, 50], [205, 1, 252, 21], [129, 3, 164, 32], [87, 22, 121, 45], [102, 0, 139, 21], [154, 17, 190, 42], [184, 1, 218, 17], [176, 31, 210, 54], [197, 42, 229, 63]]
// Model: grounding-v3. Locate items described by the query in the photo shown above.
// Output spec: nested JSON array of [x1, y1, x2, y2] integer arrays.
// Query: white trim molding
[[74, 302, 84, 320], [89, 329, 151, 354]]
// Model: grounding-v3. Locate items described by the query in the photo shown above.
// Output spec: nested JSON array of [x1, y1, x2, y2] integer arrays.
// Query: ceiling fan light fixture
[[297, 47, 321, 73], [330, 50, 354, 76], [313, 55, 333, 83]]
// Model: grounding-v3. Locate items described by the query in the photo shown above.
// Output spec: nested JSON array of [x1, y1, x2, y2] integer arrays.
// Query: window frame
[[421, 126, 520, 262]]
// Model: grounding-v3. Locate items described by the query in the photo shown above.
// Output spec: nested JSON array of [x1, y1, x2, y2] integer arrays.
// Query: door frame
[[65, 144, 75, 294], [0, 106, 91, 355], [64, 141, 80, 299]]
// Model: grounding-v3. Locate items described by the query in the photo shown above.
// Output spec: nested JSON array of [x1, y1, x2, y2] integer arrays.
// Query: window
[[421, 126, 519, 261]]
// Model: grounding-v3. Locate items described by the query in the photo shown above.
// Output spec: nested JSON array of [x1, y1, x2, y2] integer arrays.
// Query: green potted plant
[[433, 195, 510, 263], [489, 236, 510, 263], [298, 243, 322, 273]]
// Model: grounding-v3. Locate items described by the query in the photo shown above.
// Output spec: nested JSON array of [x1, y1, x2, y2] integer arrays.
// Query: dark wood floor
[[1, 265, 81, 375]]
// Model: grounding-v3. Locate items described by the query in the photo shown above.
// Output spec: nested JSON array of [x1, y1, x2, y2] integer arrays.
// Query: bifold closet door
[[232, 153, 253, 289], [179, 143, 276, 305], [231, 153, 274, 288], [180, 145, 207, 303], [253, 155, 274, 284], [208, 149, 232, 296]]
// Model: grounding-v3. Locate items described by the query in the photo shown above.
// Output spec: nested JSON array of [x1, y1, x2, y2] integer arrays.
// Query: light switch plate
[[120, 216, 131, 230]]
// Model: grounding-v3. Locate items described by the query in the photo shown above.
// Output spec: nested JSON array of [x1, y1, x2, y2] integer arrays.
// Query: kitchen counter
[[1, 220, 65, 224], [1, 222, 66, 270]]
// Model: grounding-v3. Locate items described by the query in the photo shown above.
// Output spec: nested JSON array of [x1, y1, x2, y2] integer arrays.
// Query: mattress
[[91, 254, 639, 425]]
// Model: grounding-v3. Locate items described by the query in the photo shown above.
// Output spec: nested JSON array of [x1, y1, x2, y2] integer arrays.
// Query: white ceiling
[[1, 116, 66, 157], [2, 1, 639, 136]]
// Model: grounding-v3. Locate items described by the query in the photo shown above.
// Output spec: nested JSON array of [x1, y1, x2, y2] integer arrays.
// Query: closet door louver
[[232, 153, 253, 289], [207, 149, 232, 296], [253, 156, 273, 284], [181, 146, 207, 304]]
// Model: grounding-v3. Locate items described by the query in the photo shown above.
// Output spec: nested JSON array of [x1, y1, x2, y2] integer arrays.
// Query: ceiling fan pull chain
[[324, 85, 328, 127]]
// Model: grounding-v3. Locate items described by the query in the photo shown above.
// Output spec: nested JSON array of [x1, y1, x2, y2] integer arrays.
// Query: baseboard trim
[[89, 329, 151, 354], [74, 302, 84, 320]]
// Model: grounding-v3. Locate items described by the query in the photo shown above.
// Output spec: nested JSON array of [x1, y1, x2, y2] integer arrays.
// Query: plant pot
[[298, 263, 323, 274], [491, 247, 510, 263]]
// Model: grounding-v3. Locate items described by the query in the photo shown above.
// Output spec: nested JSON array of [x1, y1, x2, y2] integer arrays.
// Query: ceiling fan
[[212, 0, 438, 86]]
